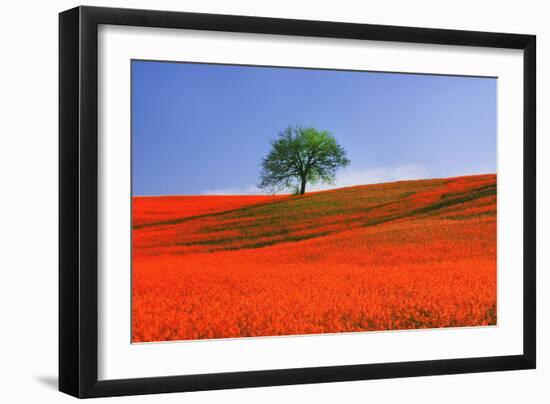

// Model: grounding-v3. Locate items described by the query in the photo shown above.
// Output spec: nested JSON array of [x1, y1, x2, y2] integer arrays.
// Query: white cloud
[[200, 164, 429, 195], [309, 164, 430, 192], [200, 184, 263, 195]]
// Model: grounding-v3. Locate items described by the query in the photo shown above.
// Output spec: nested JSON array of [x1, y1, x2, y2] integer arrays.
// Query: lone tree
[[259, 126, 350, 195]]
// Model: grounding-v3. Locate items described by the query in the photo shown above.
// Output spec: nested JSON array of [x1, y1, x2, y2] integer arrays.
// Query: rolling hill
[[132, 174, 497, 342]]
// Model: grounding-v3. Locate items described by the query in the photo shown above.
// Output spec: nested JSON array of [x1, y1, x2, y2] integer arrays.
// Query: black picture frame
[[59, 5, 536, 398]]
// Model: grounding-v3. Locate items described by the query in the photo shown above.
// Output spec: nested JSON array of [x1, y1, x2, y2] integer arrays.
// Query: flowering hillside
[[132, 174, 496, 342]]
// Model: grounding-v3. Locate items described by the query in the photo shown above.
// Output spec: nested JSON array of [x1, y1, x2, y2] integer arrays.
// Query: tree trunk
[[299, 177, 307, 194]]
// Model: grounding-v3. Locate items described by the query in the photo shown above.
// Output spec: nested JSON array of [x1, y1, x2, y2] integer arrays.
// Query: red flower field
[[132, 174, 497, 342]]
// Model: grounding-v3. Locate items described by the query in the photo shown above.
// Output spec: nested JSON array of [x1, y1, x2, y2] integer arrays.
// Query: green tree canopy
[[259, 126, 350, 195]]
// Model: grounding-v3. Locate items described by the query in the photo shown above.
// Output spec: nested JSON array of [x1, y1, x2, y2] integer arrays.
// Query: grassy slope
[[133, 174, 496, 255], [132, 174, 497, 341]]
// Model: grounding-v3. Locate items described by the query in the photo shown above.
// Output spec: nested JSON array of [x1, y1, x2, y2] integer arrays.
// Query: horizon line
[[133, 172, 497, 198]]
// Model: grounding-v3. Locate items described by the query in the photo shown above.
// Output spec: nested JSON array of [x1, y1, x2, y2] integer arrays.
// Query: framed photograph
[[59, 6, 536, 398]]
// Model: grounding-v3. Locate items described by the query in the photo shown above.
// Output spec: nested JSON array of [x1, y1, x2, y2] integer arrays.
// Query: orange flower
[[132, 174, 497, 342]]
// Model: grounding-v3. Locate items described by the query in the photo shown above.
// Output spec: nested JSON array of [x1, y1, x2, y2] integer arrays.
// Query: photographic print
[[131, 60, 497, 343]]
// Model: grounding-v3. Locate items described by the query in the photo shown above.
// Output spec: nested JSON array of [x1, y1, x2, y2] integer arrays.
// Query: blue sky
[[132, 60, 496, 196]]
